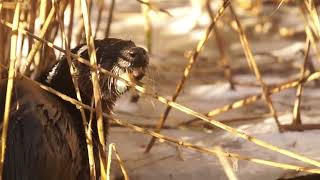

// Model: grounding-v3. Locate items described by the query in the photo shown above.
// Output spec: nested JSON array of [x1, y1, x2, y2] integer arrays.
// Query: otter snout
[[126, 47, 149, 81]]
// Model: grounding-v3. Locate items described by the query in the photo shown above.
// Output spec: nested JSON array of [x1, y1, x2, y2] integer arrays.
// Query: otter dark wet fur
[[0, 38, 149, 180]]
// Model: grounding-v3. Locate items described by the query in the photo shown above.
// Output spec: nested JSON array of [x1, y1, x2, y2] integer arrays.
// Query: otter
[[0, 38, 149, 180]]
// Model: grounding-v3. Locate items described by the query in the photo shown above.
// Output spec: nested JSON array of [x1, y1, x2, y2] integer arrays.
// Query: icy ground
[[90, 1, 320, 179]]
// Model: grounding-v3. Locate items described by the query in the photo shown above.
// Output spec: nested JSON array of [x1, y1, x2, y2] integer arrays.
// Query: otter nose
[[127, 47, 149, 67]]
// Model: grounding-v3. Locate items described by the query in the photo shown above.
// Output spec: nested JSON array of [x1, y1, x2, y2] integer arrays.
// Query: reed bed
[[1, 0, 320, 179]]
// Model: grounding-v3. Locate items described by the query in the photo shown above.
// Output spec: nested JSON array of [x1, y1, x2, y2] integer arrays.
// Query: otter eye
[[127, 47, 147, 60], [128, 51, 138, 59]]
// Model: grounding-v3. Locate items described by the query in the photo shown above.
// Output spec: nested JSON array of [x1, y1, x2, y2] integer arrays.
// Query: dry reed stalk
[[106, 143, 130, 180], [23, 5, 56, 75], [88, 96, 96, 178], [300, 2, 320, 77], [27, 0, 36, 53], [75, 0, 84, 44], [94, 0, 104, 38], [292, 39, 311, 125], [3, 19, 320, 168], [136, 0, 172, 16], [0, 1, 4, 70], [0, 1, 20, 177], [106, 143, 113, 180], [141, 0, 152, 54], [80, 0, 107, 178], [39, 0, 47, 24], [34, 0, 48, 73], [267, 0, 285, 18], [67, 0, 75, 49], [299, 5, 320, 86], [1, 2, 29, 10], [305, 25, 320, 61], [214, 146, 238, 180], [144, 0, 230, 153], [105, 0, 115, 38], [206, 0, 235, 90], [303, 0, 320, 37], [55, 2, 96, 178], [229, 3, 283, 132], [179, 112, 277, 127], [1, 62, 320, 174], [112, 144, 129, 180]]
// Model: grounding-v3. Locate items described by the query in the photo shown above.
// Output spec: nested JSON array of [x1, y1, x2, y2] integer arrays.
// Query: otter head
[[44, 38, 149, 110], [93, 38, 149, 96]]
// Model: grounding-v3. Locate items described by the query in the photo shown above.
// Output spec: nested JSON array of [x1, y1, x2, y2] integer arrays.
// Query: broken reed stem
[[141, 0, 152, 54], [136, 0, 172, 17], [206, 0, 235, 90], [292, 39, 311, 125], [23, 5, 56, 76], [80, 0, 107, 178], [3, 19, 320, 169], [105, 0, 115, 38], [107, 143, 129, 180], [0, 1, 20, 177], [144, 0, 230, 153], [55, 2, 96, 179], [229, 3, 283, 132], [214, 146, 238, 180], [1, 62, 320, 174]]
